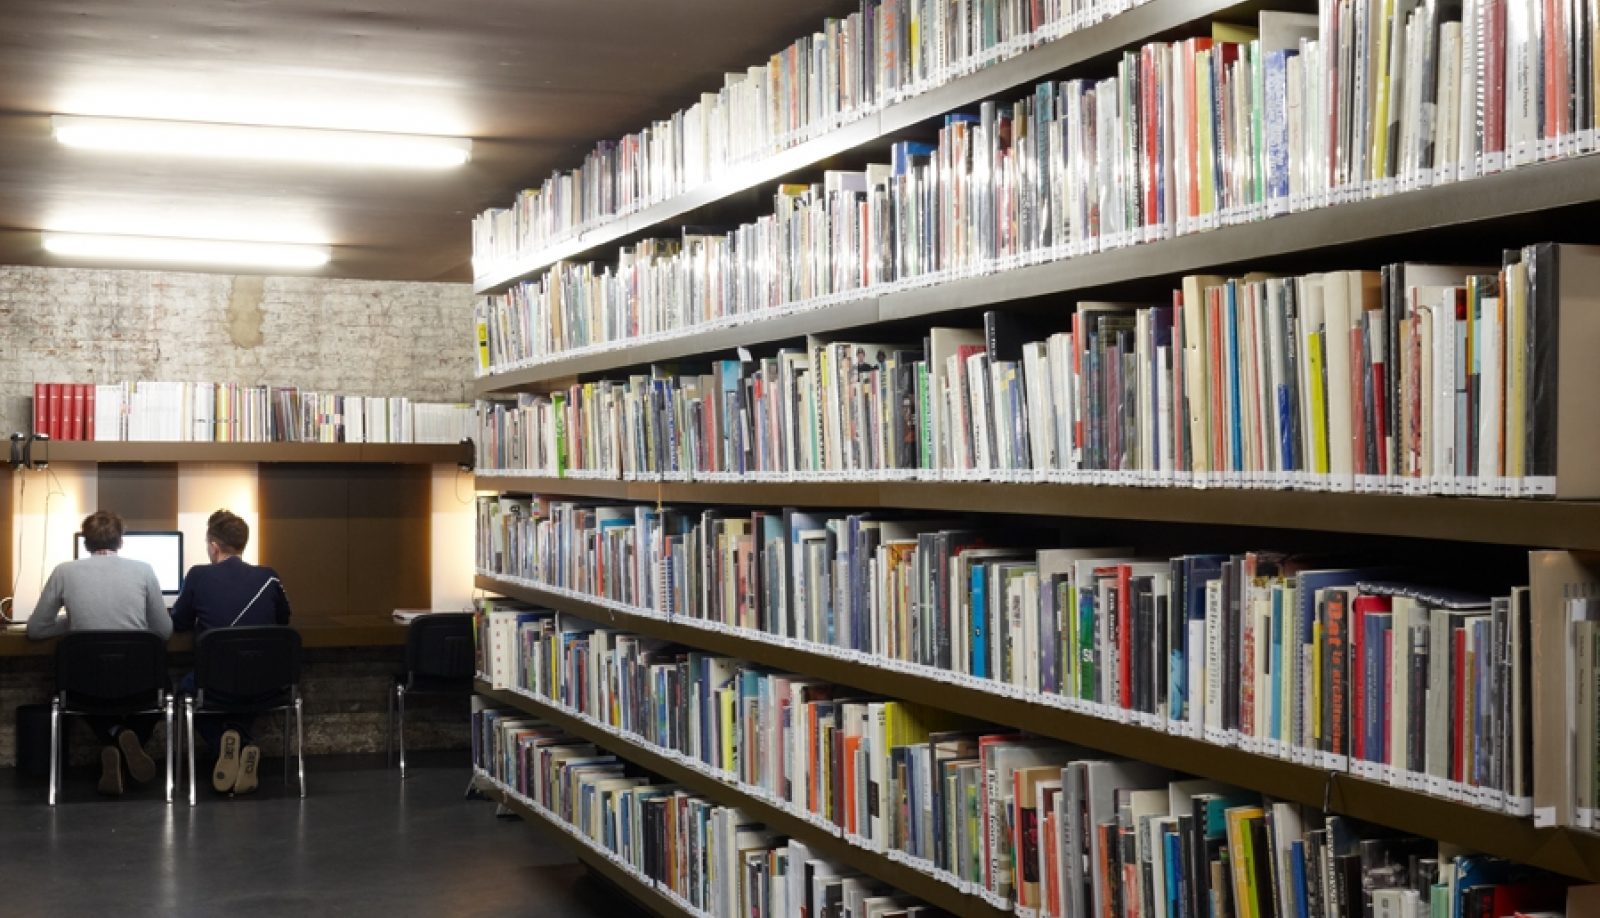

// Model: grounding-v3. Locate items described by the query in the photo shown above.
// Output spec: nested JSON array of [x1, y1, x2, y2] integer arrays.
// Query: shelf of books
[[472, 476, 1600, 552], [469, 0, 1293, 296], [466, 0, 1600, 912], [475, 681, 1012, 917], [474, 154, 1600, 396], [475, 586, 1600, 915], [42, 441, 470, 464], [476, 569, 1600, 887], [468, 771, 704, 917]]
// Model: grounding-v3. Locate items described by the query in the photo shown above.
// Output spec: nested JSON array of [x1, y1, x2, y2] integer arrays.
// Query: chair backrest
[[405, 613, 475, 681], [195, 626, 301, 700], [55, 630, 169, 703]]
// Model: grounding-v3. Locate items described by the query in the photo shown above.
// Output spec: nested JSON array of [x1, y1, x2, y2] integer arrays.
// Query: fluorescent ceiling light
[[52, 115, 471, 169], [42, 232, 330, 269]]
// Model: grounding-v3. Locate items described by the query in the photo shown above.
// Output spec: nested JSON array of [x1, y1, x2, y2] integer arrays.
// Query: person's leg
[[84, 716, 123, 796], [230, 714, 264, 794], [116, 715, 160, 785]]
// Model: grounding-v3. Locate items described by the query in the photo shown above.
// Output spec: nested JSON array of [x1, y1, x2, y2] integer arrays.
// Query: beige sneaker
[[98, 746, 123, 796], [213, 729, 241, 792], [233, 745, 261, 795], [118, 729, 157, 785]]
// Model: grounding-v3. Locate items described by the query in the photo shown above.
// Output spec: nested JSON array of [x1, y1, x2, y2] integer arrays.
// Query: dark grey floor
[[0, 753, 653, 917]]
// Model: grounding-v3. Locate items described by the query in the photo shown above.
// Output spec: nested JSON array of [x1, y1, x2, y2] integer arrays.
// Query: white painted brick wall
[[0, 266, 472, 434]]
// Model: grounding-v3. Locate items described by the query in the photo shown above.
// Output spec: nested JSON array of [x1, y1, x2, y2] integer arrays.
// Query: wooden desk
[[0, 615, 409, 657]]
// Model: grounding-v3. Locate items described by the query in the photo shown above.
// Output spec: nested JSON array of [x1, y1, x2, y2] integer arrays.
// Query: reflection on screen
[[75, 531, 184, 594]]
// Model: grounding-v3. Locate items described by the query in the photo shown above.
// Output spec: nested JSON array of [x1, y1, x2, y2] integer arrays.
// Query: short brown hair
[[81, 511, 124, 552], [207, 510, 249, 554]]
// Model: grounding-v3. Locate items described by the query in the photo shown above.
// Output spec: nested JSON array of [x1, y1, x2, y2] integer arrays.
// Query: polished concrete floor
[[0, 752, 652, 917]]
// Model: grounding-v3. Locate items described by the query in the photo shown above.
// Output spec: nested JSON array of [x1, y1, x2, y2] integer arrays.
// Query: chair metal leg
[[396, 684, 408, 779], [48, 696, 61, 806], [386, 681, 394, 768], [282, 710, 290, 786], [294, 694, 306, 798], [163, 692, 174, 805], [185, 698, 197, 807]]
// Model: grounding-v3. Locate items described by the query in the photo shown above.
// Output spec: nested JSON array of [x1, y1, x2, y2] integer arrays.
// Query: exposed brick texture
[[0, 266, 473, 434]]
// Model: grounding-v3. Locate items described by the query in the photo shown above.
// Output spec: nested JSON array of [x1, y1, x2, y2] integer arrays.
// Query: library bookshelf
[[476, 573, 1600, 884], [474, 152, 1600, 396], [466, 0, 1600, 908], [471, 770, 699, 917], [474, 476, 1600, 552], [476, 680, 1014, 917], [470, 0, 1303, 297]]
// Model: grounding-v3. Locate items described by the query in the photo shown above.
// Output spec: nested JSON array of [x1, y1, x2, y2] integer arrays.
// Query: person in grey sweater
[[27, 510, 171, 795]]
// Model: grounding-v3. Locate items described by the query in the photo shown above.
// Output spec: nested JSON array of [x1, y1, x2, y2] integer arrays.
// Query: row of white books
[[476, 605, 1581, 918], [471, 0, 1148, 277], [473, 496, 1600, 835], [477, 1, 1600, 372], [472, 701, 938, 918], [477, 246, 1600, 499], [56, 381, 472, 444]]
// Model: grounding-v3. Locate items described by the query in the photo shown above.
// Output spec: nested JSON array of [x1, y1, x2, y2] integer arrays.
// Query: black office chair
[[389, 613, 474, 777], [183, 626, 304, 805], [50, 630, 174, 805]]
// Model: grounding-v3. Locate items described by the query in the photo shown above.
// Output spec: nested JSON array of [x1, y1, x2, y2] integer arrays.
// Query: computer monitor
[[74, 530, 185, 596]]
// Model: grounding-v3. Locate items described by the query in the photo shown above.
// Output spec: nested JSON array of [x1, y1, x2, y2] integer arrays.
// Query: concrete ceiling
[[0, 0, 857, 282]]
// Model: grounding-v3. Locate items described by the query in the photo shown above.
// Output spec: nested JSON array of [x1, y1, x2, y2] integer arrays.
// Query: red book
[[842, 731, 861, 835], [32, 383, 45, 437], [977, 734, 1028, 892], [1116, 564, 1133, 710], [1350, 594, 1366, 761], [1494, 883, 1563, 917], [85, 385, 95, 441], [1325, 590, 1348, 757], [1370, 344, 1388, 477], [47, 383, 63, 440], [70, 383, 86, 441], [1483, 0, 1507, 161]]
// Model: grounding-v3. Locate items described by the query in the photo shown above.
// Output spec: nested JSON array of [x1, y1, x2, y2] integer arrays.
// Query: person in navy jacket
[[172, 509, 291, 793]]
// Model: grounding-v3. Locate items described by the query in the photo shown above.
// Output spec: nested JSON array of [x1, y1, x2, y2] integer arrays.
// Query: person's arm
[[169, 568, 197, 633], [144, 568, 172, 639], [25, 568, 68, 640], [270, 570, 291, 625]]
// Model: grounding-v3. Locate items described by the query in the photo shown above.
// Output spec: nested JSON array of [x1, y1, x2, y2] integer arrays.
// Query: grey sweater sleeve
[[145, 569, 173, 639], [26, 568, 68, 640]]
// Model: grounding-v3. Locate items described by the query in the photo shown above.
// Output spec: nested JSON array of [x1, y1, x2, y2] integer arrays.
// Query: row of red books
[[31, 383, 94, 441]]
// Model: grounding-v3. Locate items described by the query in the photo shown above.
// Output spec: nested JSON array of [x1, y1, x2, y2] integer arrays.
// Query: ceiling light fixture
[[42, 232, 331, 269], [52, 115, 471, 169]]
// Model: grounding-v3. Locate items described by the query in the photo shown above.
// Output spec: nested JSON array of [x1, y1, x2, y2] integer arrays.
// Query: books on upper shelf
[[30, 380, 472, 444], [477, 3, 1600, 374], [475, 495, 1537, 822], [475, 616, 1580, 917], [477, 244, 1600, 498], [471, 0, 1145, 281], [471, 699, 943, 918]]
